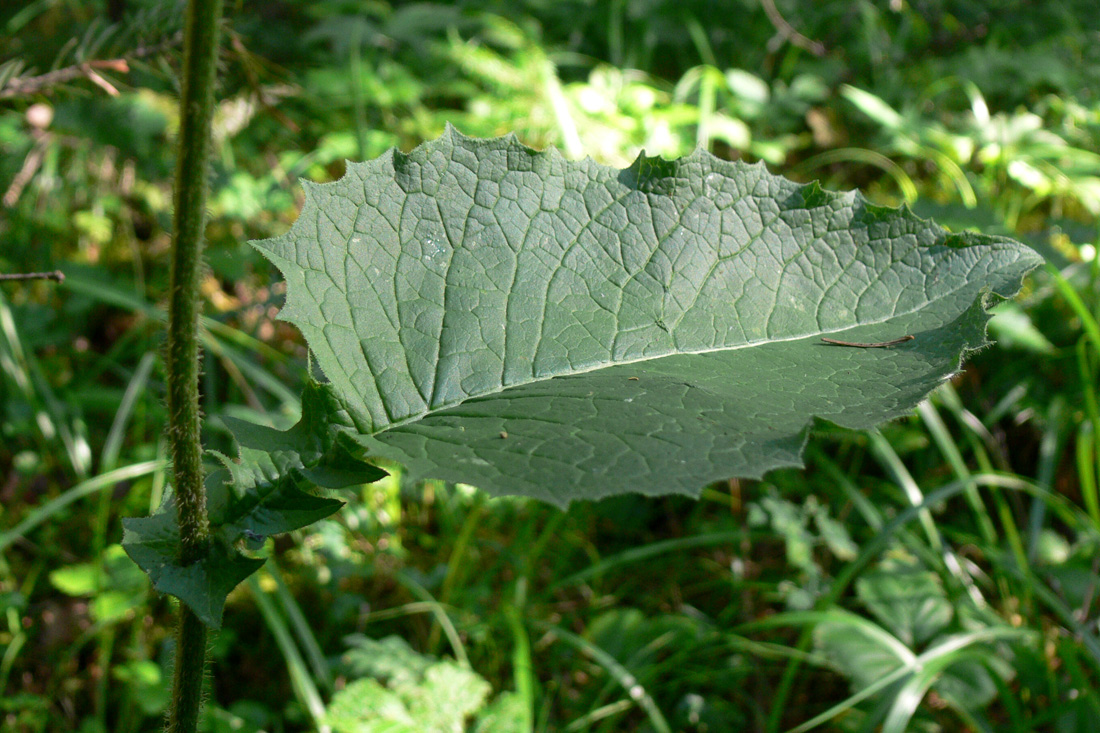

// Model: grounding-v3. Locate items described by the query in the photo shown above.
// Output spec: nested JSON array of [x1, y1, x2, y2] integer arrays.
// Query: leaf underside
[[126, 128, 1041, 627], [253, 125, 1040, 506]]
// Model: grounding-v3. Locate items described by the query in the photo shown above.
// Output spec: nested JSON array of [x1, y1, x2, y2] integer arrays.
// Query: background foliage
[[1, 1, 1098, 731]]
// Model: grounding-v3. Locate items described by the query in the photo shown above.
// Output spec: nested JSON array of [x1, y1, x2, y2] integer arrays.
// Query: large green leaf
[[253, 126, 1040, 506], [122, 380, 386, 628]]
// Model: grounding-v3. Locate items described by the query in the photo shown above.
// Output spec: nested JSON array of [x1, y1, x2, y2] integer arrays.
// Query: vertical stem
[[170, 609, 210, 733], [165, 0, 223, 731]]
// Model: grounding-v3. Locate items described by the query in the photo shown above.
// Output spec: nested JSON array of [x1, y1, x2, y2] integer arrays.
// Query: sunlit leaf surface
[[254, 126, 1040, 505]]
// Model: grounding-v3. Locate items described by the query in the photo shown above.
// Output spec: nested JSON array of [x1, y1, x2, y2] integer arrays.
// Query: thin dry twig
[[83, 65, 122, 96], [0, 270, 65, 283], [821, 335, 914, 348], [0, 31, 182, 99], [3, 137, 47, 206], [760, 0, 826, 57], [0, 59, 129, 98]]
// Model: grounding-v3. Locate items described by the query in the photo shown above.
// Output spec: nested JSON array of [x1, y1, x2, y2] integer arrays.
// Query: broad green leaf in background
[[253, 125, 1041, 506], [813, 606, 1022, 732], [323, 635, 505, 733], [855, 557, 953, 648]]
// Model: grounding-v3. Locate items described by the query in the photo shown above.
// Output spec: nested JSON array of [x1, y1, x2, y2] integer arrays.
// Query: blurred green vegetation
[[2, 0, 1099, 731]]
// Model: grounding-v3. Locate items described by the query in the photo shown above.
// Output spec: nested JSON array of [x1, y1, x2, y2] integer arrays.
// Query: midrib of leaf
[[270, 264, 1010, 440], [356, 332, 915, 436]]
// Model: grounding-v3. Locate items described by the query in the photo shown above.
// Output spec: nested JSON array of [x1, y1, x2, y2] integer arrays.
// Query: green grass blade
[[505, 604, 536, 733], [563, 700, 635, 732], [868, 429, 943, 552], [810, 448, 885, 530], [1048, 264, 1100, 354], [1027, 396, 1069, 560], [794, 148, 918, 203], [784, 664, 912, 733], [745, 609, 917, 665], [0, 460, 164, 554], [1076, 336, 1100, 528], [268, 561, 334, 694], [884, 627, 1033, 733], [394, 571, 469, 668], [100, 351, 156, 473], [1078, 421, 1100, 527], [0, 292, 90, 478], [549, 531, 748, 592], [431, 494, 486, 653], [918, 397, 997, 545], [537, 622, 671, 733], [248, 573, 330, 731]]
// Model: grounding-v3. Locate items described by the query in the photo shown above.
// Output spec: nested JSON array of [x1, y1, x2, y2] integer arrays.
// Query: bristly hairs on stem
[[162, 0, 224, 731]]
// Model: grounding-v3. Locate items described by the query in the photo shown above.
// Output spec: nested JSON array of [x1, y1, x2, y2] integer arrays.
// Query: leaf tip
[[800, 180, 830, 208], [442, 121, 464, 142]]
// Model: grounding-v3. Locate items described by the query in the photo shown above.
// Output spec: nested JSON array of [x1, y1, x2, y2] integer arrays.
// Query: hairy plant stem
[[165, 0, 223, 730]]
